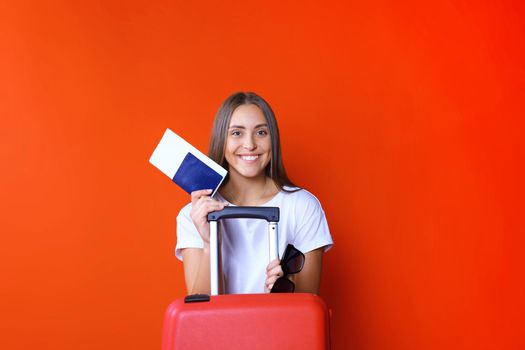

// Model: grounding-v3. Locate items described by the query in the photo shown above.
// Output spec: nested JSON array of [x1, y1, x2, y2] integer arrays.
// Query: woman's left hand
[[264, 259, 283, 293]]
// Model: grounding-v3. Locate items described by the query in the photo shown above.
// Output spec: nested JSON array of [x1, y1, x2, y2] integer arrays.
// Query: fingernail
[[206, 189, 213, 193]]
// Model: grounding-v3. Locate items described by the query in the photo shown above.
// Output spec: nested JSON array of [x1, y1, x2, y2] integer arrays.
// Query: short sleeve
[[292, 190, 334, 254], [175, 203, 204, 260]]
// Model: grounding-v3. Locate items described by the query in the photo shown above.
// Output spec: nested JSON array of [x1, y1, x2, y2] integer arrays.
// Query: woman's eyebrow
[[229, 123, 268, 129]]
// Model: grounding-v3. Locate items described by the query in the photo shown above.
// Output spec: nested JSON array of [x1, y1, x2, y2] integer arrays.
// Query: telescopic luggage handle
[[207, 206, 279, 222], [207, 206, 280, 296]]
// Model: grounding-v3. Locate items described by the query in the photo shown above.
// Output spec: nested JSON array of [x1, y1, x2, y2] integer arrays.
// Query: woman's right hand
[[189, 189, 228, 244]]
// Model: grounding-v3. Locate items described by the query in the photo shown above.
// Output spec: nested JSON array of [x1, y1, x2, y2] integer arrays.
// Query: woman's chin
[[232, 169, 265, 180]]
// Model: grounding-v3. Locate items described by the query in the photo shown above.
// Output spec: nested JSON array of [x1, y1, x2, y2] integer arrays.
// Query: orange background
[[1, 1, 524, 349]]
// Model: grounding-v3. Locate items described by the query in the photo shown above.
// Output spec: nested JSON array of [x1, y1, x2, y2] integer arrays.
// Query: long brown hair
[[208, 92, 299, 192]]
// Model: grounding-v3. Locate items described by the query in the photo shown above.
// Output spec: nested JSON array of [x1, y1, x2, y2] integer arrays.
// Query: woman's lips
[[238, 154, 259, 161]]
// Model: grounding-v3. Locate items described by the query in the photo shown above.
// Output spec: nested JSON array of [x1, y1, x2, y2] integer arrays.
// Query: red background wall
[[1, 1, 524, 349]]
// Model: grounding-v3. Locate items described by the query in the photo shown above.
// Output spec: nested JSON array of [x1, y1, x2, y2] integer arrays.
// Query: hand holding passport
[[149, 129, 228, 196]]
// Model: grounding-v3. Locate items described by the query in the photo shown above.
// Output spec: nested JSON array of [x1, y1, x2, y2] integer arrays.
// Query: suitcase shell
[[162, 293, 330, 350], [163, 206, 331, 349]]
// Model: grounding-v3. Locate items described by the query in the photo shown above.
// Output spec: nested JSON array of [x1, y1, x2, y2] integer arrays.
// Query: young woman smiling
[[176, 92, 333, 295]]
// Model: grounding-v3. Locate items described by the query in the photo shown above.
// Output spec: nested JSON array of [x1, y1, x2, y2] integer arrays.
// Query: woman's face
[[224, 104, 272, 180]]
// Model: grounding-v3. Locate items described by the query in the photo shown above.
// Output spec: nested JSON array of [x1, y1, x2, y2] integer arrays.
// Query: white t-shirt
[[175, 187, 334, 294]]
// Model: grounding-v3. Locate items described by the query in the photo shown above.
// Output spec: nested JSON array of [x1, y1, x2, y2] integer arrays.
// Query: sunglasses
[[270, 244, 305, 293]]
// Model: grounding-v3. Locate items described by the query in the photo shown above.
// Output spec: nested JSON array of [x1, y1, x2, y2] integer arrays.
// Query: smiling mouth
[[238, 155, 259, 161]]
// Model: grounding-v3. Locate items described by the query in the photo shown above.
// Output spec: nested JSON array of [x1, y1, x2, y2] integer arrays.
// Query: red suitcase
[[162, 207, 331, 350]]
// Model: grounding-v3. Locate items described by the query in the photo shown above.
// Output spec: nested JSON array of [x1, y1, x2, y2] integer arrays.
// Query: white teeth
[[240, 155, 258, 161]]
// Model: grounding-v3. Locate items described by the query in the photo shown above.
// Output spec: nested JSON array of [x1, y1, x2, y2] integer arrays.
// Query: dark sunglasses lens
[[270, 277, 295, 293], [283, 250, 305, 274]]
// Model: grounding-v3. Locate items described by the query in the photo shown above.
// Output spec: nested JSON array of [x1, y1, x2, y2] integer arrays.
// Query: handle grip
[[207, 206, 279, 222]]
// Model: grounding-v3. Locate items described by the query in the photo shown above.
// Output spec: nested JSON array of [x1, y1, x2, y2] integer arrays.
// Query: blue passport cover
[[172, 152, 223, 194]]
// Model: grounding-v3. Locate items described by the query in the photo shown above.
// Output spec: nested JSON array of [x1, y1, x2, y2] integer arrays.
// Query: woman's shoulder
[[281, 186, 324, 209]]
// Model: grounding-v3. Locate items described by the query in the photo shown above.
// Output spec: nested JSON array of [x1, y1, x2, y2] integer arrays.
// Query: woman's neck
[[220, 174, 279, 206]]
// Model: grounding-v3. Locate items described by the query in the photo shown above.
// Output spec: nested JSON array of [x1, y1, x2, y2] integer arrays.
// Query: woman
[[176, 92, 333, 295]]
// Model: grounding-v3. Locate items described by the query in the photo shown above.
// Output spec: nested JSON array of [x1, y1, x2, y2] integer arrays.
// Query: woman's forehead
[[229, 104, 266, 127]]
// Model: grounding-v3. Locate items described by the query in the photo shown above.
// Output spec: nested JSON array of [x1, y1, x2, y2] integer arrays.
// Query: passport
[[149, 129, 227, 196]]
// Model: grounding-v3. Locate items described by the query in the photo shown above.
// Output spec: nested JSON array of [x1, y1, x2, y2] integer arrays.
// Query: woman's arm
[[291, 247, 324, 294], [181, 247, 210, 295]]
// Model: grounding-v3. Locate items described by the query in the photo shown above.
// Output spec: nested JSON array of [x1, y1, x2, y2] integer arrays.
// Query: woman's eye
[[256, 130, 268, 136], [231, 130, 242, 136]]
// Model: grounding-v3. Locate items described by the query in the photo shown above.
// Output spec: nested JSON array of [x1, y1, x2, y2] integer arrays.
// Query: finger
[[266, 275, 279, 285], [266, 277, 279, 292], [197, 197, 227, 206], [191, 189, 213, 203], [266, 274, 282, 291], [203, 201, 228, 212], [267, 266, 283, 279], [266, 259, 281, 272], [193, 197, 222, 213], [193, 201, 227, 220]]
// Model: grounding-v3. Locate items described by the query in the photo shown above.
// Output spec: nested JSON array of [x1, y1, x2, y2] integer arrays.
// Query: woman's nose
[[242, 135, 256, 149]]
